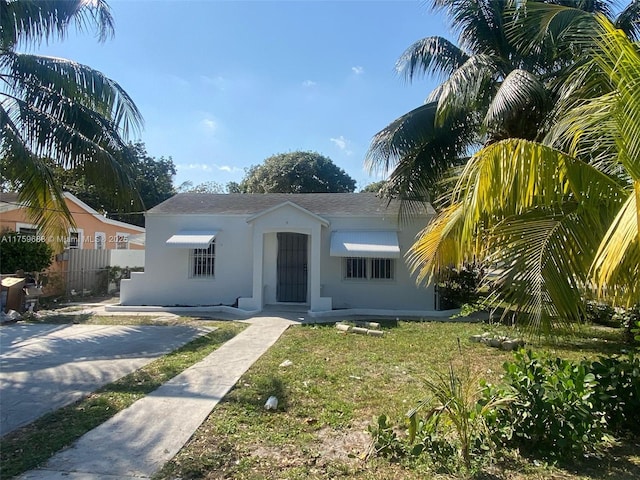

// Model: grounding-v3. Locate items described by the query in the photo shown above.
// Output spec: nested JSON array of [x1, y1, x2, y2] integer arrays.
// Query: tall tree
[[365, 0, 638, 211], [239, 151, 356, 193], [0, 0, 143, 237], [51, 142, 176, 227], [409, 9, 640, 333]]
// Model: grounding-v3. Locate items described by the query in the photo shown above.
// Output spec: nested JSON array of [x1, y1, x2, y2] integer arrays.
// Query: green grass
[[154, 320, 640, 480], [0, 319, 245, 479]]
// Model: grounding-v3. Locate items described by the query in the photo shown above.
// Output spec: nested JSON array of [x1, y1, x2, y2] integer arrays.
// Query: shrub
[[437, 263, 483, 310], [612, 304, 640, 344], [0, 230, 53, 274], [590, 353, 640, 434], [583, 300, 616, 327], [487, 350, 608, 459], [485, 350, 640, 458]]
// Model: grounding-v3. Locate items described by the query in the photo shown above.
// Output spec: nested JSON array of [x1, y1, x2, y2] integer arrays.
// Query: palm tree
[[0, 0, 143, 237], [366, 0, 638, 212], [408, 10, 640, 333]]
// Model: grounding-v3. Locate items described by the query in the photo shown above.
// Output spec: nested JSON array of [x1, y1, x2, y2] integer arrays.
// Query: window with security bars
[[68, 231, 80, 249], [345, 257, 367, 279], [371, 258, 393, 279], [344, 257, 394, 280], [190, 242, 215, 278]]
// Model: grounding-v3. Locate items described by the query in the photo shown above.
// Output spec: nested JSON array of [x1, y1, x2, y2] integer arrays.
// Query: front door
[[277, 233, 307, 302]]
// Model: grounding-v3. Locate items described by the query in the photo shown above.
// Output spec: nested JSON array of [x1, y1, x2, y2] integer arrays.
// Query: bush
[[583, 300, 616, 327], [590, 353, 640, 434], [437, 264, 483, 310], [0, 230, 53, 274], [487, 350, 607, 459], [612, 304, 640, 344]]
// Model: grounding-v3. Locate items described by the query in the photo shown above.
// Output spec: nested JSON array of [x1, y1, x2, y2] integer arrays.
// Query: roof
[[148, 193, 434, 217], [0, 192, 145, 232]]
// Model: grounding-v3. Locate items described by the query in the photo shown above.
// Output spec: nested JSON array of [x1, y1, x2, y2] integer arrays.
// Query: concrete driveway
[[0, 322, 212, 436]]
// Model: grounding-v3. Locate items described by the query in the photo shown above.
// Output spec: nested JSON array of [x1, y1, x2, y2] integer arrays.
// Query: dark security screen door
[[277, 233, 307, 302]]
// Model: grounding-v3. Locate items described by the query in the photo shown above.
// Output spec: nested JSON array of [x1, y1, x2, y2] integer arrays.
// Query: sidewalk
[[17, 315, 296, 480]]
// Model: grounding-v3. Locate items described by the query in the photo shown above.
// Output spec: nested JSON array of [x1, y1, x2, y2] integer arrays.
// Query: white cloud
[[351, 66, 364, 75], [201, 118, 218, 132], [216, 164, 243, 174], [302, 79, 317, 87], [179, 163, 214, 171], [200, 75, 226, 89], [330, 135, 353, 155]]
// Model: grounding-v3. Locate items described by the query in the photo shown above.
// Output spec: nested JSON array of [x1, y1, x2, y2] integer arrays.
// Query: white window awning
[[166, 230, 218, 248], [330, 231, 400, 258]]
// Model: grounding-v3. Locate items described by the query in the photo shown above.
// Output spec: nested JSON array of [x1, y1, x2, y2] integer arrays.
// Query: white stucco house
[[119, 193, 438, 316]]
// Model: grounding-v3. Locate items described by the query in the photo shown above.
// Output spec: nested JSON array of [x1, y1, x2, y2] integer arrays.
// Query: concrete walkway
[[17, 315, 295, 480]]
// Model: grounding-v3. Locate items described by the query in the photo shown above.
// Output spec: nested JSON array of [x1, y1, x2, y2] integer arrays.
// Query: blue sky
[[36, 0, 451, 190]]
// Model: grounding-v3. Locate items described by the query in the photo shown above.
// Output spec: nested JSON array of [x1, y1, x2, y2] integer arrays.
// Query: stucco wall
[[121, 210, 434, 311], [0, 197, 144, 250], [120, 214, 253, 306], [319, 216, 434, 311]]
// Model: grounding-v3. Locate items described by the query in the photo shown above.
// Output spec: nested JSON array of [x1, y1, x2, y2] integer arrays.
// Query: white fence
[[64, 249, 144, 296]]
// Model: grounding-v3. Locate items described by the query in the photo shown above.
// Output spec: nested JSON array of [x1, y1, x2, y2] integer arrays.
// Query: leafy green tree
[[0, 230, 53, 273], [409, 10, 640, 333], [52, 142, 176, 226], [177, 180, 226, 194], [365, 0, 638, 208], [360, 180, 387, 193], [239, 151, 356, 193], [0, 0, 143, 237], [226, 181, 242, 193]]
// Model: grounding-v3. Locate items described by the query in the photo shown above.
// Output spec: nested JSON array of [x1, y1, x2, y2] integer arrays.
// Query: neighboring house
[[0, 192, 145, 295], [120, 193, 438, 316], [0, 192, 145, 251]]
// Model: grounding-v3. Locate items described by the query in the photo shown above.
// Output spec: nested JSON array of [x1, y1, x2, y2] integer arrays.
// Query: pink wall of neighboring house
[[0, 192, 144, 251], [1, 192, 145, 295]]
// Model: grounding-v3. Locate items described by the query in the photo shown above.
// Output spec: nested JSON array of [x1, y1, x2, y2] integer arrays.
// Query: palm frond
[[366, 102, 475, 195], [434, 53, 498, 124], [591, 187, 640, 305], [5, 52, 143, 138], [484, 68, 550, 140], [0, 0, 114, 49], [408, 202, 468, 286], [485, 206, 598, 334], [615, 0, 640, 41], [506, 2, 600, 62], [396, 36, 469, 82], [432, 0, 511, 57]]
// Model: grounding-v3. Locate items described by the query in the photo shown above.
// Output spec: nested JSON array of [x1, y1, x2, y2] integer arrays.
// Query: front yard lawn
[[155, 320, 640, 480]]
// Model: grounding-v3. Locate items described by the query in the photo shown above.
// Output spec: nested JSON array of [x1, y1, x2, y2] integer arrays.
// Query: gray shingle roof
[[148, 193, 434, 216], [0, 192, 20, 204]]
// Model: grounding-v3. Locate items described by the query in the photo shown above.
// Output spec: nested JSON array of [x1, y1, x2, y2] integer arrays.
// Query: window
[[115, 232, 129, 250], [344, 257, 394, 281], [345, 257, 367, 279], [371, 258, 393, 279], [95, 232, 106, 250], [190, 241, 215, 278], [18, 227, 38, 238], [68, 231, 80, 249], [17, 223, 39, 239]]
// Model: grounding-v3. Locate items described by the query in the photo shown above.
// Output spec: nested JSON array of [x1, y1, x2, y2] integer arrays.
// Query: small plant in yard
[[368, 354, 513, 474]]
